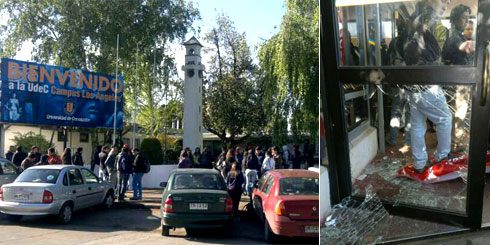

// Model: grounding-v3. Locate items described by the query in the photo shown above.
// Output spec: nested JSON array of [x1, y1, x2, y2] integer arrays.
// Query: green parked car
[[160, 168, 234, 236]]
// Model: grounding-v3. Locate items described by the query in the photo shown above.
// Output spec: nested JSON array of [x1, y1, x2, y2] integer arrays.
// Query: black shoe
[[425, 159, 434, 169], [414, 167, 426, 174], [130, 197, 138, 200], [435, 153, 459, 163]]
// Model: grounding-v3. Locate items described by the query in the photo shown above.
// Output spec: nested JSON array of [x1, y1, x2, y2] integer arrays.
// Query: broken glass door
[[323, 0, 490, 228]]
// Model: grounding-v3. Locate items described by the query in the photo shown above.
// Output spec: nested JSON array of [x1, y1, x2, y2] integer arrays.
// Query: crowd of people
[[5, 144, 148, 202], [5, 142, 314, 210], [177, 144, 314, 214]]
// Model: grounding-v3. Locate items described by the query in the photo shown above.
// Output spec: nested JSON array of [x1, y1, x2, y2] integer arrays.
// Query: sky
[[173, 0, 286, 78], [3, 0, 287, 79]]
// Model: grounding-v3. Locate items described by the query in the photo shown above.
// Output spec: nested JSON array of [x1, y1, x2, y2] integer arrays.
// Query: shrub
[[164, 149, 181, 164], [11, 132, 51, 153], [140, 138, 164, 165]]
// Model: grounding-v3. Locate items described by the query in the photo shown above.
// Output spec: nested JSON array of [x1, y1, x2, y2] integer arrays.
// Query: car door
[[261, 175, 276, 219], [0, 160, 18, 187], [67, 168, 90, 209], [80, 168, 105, 206]]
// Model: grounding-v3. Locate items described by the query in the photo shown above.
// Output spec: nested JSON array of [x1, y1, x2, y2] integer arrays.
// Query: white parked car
[[0, 165, 115, 224]]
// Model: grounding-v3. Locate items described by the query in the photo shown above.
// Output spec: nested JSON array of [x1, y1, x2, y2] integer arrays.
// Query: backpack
[[143, 159, 151, 173]]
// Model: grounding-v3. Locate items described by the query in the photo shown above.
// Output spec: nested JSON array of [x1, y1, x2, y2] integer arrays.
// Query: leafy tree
[[203, 14, 264, 149], [140, 138, 163, 165], [11, 132, 51, 154], [258, 0, 319, 144]]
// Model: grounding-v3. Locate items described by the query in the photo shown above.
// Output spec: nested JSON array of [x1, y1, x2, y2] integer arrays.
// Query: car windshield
[[15, 169, 60, 184], [279, 177, 319, 196], [172, 174, 226, 190]]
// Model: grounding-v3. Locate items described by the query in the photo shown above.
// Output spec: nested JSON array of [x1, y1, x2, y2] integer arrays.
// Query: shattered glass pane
[[345, 84, 472, 214], [321, 185, 389, 244]]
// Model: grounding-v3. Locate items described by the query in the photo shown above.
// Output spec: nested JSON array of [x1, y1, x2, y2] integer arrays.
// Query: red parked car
[[252, 169, 319, 242]]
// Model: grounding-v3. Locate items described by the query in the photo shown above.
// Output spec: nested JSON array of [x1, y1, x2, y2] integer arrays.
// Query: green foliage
[[156, 134, 181, 151], [164, 149, 181, 164], [203, 14, 265, 149], [258, 0, 319, 144], [140, 138, 163, 165], [11, 132, 51, 154]]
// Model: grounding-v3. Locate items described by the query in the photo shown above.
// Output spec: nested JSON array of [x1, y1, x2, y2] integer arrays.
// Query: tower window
[[198, 70, 203, 78], [189, 48, 195, 55], [187, 69, 195, 77]]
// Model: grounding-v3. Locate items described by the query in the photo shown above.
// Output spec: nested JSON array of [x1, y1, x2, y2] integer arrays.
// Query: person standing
[[261, 151, 275, 174], [403, 0, 454, 173], [235, 147, 244, 165], [292, 145, 303, 169], [247, 148, 260, 174], [272, 146, 284, 169], [47, 147, 62, 164], [29, 145, 42, 163], [117, 145, 133, 201], [105, 145, 119, 191], [5, 145, 15, 161], [442, 4, 473, 154], [193, 147, 202, 168], [72, 147, 84, 166], [255, 147, 265, 169], [178, 150, 192, 168], [35, 155, 49, 166], [12, 146, 27, 167], [21, 153, 37, 171], [282, 145, 292, 169], [91, 145, 102, 172], [131, 148, 146, 200], [226, 161, 244, 217], [200, 148, 213, 169], [98, 146, 110, 180], [62, 148, 72, 165]]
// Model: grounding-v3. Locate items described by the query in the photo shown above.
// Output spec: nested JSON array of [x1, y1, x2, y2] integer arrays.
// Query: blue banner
[[0, 58, 124, 128]]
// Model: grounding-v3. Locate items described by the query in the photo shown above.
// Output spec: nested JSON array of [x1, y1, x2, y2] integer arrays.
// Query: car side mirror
[[160, 182, 167, 188]]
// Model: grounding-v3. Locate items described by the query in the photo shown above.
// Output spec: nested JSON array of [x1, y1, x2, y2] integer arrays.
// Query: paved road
[[0, 190, 317, 244]]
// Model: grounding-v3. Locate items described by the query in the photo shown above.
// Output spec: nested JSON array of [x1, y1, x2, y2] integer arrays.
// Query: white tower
[[182, 37, 204, 150]]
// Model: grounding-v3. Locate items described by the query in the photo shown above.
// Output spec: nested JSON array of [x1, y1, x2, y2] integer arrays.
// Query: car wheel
[[57, 203, 73, 224], [102, 192, 114, 209], [161, 225, 170, 236], [264, 219, 276, 243], [6, 214, 22, 222], [185, 228, 197, 236], [253, 197, 264, 221]]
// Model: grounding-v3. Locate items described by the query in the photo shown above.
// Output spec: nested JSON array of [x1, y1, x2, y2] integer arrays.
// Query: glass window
[[280, 177, 319, 196], [336, 0, 477, 67], [263, 176, 275, 195], [171, 174, 226, 190], [0, 161, 17, 175], [81, 168, 98, 184], [15, 169, 60, 184], [68, 169, 84, 185], [63, 173, 68, 186], [257, 173, 269, 191], [187, 69, 195, 77]]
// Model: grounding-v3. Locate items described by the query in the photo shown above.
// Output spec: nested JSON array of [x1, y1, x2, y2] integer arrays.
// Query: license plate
[[14, 194, 29, 201], [189, 203, 208, 210], [304, 225, 318, 233]]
